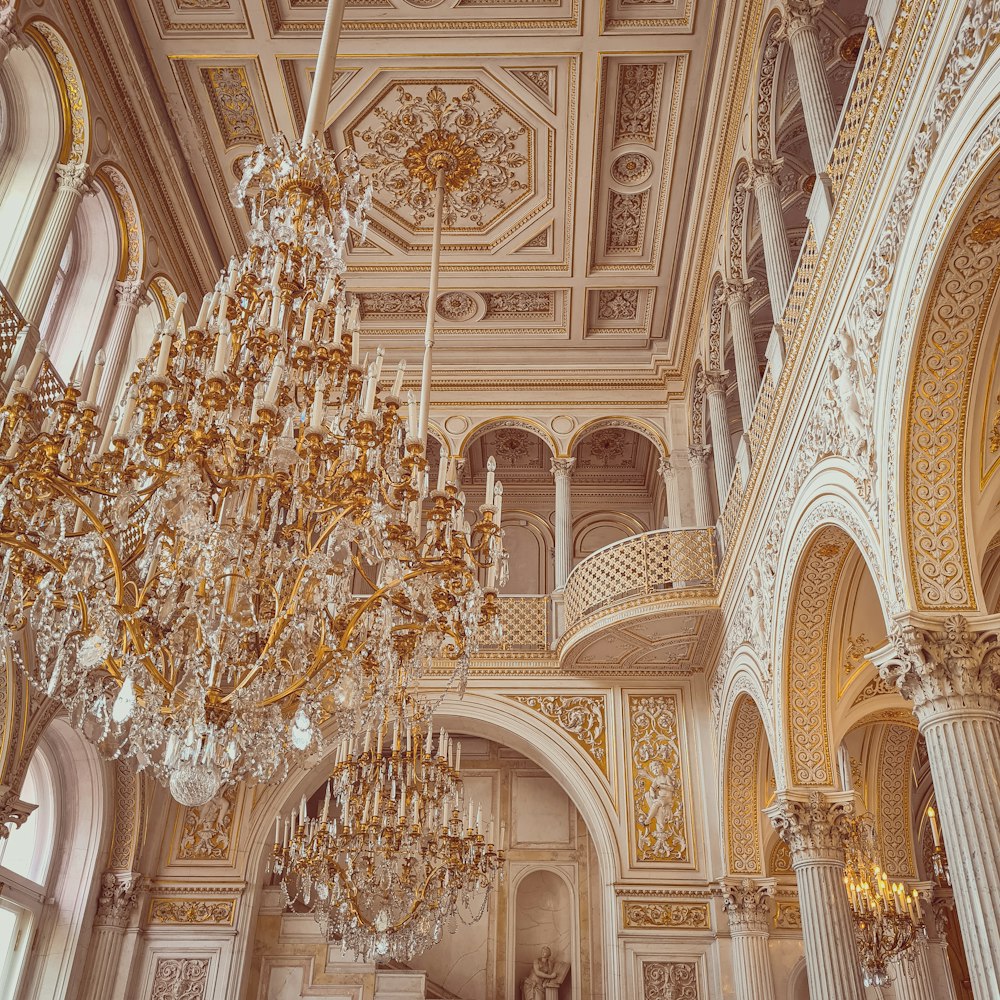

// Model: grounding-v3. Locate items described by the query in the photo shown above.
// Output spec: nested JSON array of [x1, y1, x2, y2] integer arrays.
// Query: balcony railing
[[481, 596, 550, 652], [562, 527, 718, 632], [0, 280, 63, 403]]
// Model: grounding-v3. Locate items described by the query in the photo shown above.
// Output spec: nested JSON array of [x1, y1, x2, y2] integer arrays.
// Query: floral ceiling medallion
[[353, 82, 531, 231]]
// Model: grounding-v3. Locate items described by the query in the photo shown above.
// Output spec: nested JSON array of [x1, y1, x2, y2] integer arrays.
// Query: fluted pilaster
[[766, 791, 865, 1000], [720, 878, 777, 1000], [874, 615, 1000, 1000], [779, 0, 837, 171], [77, 871, 143, 1000], [688, 445, 712, 526], [16, 162, 90, 326], [94, 280, 144, 414], [551, 457, 575, 590], [705, 370, 736, 498], [747, 159, 793, 312], [723, 281, 760, 431]]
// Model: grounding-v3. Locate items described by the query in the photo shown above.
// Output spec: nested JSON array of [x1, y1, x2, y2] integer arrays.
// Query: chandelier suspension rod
[[418, 167, 446, 446], [303, 0, 347, 142]]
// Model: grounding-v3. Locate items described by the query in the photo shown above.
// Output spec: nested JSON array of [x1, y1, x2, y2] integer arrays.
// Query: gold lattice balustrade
[[479, 596, 550, 652], [0, 281, 63, 405], [562, 528, 718, 632]]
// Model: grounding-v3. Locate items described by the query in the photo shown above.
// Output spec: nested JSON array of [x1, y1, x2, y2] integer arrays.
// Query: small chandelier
[[0, 1, 504, 806], [842, 816, 924, 986], [926, 806, 950, 886], [270, 689, 505, 961]]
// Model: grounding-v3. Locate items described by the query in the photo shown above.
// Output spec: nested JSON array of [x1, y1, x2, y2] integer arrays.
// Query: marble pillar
[[551, 457, 575, 590], [890, 942, 940, 1000], [747, 159, 794, 312], [688, 445, 713, 526], [874, 616, 1000, 1000], [16, 162, 90, 326], [723, 281, 760, 432], [720, 878, 777, 1000], [94, 280, 144, 414], [779, 0, 838, 172], [77, 871, 143, 1000], [705, 370, 736, 498], [766, 791, 865, 1000]]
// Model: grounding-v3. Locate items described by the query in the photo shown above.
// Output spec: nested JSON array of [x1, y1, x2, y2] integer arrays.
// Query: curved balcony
[[558, 527, 720, 673]]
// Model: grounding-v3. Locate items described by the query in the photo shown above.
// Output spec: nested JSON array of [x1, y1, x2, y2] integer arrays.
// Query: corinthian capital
[[688, 444, 711, 465], [704, 368, 729, 393], [747, 157, 784, 188], [765, 790, 856, 862], [778, 0, 824, 37], [114, 280, 146, 310], [54, 161, 91, 196], [719, 877, 774, 934], [550, 457, 575, 480], [95, 871, 144, 928], [871, 615, 1000, 723], [0, 784, 36, 839]]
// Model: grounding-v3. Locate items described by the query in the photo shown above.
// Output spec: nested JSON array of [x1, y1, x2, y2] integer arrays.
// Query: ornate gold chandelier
[[842, 816, 924, 986], [270, 688, 504, 961], [0, 0, 504, 806]]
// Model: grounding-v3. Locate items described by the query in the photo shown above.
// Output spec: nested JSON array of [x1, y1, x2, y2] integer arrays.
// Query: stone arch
[[568, 415, 668, 461], [459, 416, 557, 460], [754, 14, 783, 163], [773, 492, 890, 791], [720, 663, 777, 875], [148, 274, 179, 320], [95, 164, 144, 284], [727, 162, 751, 282], [22, 19, 90, 166]]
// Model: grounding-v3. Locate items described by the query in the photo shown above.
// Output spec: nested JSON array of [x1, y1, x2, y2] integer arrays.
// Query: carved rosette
[[719, 878, 774, 934], [95, 871, 144, 928], [765, 791, 856, 863], [874, 616, 1000, 723]]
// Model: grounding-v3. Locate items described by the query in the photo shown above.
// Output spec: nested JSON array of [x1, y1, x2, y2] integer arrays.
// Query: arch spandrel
[[568, 416, 668, 462], [97, 165, 145, 284], [459, 416, 558, 460]]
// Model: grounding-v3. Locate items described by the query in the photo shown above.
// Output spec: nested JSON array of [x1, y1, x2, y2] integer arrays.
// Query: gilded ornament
[[622, 900, 710, 929], [509, 695, 608, 774], [149, 898, 237, 925]]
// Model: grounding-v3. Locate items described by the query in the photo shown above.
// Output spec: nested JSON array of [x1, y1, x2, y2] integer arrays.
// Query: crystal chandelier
[[842, 816, 924, 986], [0, 0, 504, 806], [270, 688, 505, 961]]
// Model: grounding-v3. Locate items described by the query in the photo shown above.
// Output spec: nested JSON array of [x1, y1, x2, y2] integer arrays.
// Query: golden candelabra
[[271, 688, 504, 961], [843, 816, 924, 986], [0, 128, 504, 806], [926, 806, 950, 886]]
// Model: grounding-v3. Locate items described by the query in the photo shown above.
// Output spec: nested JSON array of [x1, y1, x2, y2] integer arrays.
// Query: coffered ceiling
[[120, 0, 744, 385]]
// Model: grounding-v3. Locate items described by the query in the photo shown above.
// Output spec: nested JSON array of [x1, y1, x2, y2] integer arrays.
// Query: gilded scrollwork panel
[[508, 695, 608, 776]]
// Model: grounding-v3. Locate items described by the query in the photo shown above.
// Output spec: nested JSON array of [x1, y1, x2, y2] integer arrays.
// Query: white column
[[0, 2, 17, 67], [891, 942, 940, 1000], [551, 457, 575, 590], [16, 162, 90, 326], [659, 457, 681, 529], [766, 791, 865, 1000], [705, 370, 736, 498], [94, 280, 144, 414], [780, 0, 838, 172], [688, 445, 712, 526], [748, 158, 794, 312], [720, 878, 777, 1000], [724, 281, 760, 432], [77, 871, 142, 1000], [874, 616, 1000, 1000]]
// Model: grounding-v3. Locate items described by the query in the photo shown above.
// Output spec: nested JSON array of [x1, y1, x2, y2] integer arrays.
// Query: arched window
[[0, 747, 58, 1000]]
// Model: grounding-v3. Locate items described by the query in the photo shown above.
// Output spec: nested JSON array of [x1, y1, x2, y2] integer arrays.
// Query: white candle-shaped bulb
[[407, 392, 417, 440], [928, 806, 941, 848], [270, 253, 283, 289], [3, 365, 25, 405], [455, 742, 461, 773], [494, 482, 503, 528], [264, 352, 285, 405], [225, 260, 237, 296], [349, 298, 361, 331], [196, 293, 212, 330], [350, 315, 361, 366], [170, 292, 188, 330], [333, 302, 345, 346], [86, 349, 106, 404], [485, 455, 496, 506], [155, 328, 174, 378], [321, 273, 335, 306], [392, 360, 406, 397], [302, 300, 317, 342], [23, 340, 49, 391], [437, 454, 448, 492], [213, 321, 230, 376]]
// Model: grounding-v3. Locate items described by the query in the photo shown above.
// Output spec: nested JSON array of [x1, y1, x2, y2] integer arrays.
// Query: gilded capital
[[719, 877, 774, 934], [765, 790, 856, 862], [873, 615, 1000, 722]]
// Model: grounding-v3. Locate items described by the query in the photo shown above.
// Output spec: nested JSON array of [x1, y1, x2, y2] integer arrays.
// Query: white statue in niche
[[639, 758, 681, 853], [521, 947, 569, 1000]]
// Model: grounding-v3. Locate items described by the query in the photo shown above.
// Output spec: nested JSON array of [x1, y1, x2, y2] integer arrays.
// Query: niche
[[513, 868, 574, 1000]]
